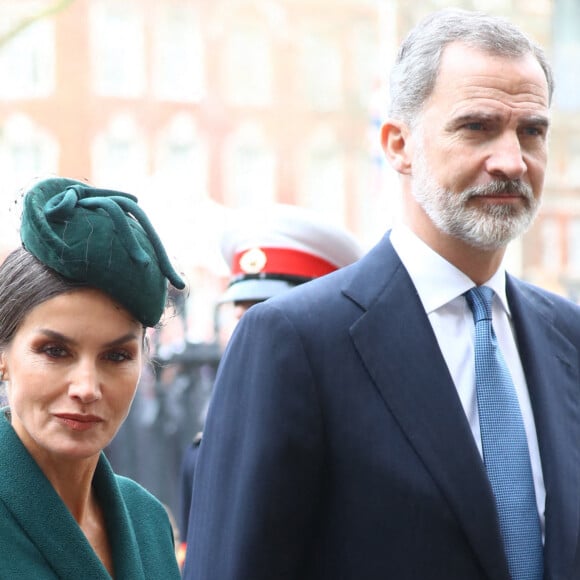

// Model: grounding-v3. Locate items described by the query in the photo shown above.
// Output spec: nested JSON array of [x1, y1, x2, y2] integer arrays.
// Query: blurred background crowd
[[0, 0, 578, 522]]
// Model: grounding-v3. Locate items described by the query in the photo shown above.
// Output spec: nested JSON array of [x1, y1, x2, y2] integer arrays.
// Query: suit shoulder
[[511, 277, 580, 312]]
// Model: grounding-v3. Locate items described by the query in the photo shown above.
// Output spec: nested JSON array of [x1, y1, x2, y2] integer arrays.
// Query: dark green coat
[[0, 410, 180, 579]]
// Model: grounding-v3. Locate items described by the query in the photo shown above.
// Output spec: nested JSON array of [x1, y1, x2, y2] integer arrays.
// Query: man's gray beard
[[411, 148, 541, 251]]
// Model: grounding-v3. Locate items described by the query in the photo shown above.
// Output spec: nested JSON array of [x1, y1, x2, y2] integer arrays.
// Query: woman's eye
[[42, 345, 68, 358], [105, 350, 133, 363]]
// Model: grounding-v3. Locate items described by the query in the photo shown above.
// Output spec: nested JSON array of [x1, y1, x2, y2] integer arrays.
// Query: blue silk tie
[[465, 286, 543, 580]]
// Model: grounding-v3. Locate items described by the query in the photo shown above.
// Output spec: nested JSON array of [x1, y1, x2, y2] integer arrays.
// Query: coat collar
[[0, 411, 146, 579]]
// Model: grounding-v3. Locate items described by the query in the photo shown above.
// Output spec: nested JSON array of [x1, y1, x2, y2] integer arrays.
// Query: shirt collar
[[390, 224, 511, 317]]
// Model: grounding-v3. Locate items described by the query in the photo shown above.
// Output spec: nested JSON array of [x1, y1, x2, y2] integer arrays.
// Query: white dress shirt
[[390, 225, 546, 535]]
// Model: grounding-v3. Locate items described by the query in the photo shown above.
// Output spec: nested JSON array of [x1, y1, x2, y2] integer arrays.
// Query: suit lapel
[[344, 236, 510, 579], [507, 278, 580, 579]]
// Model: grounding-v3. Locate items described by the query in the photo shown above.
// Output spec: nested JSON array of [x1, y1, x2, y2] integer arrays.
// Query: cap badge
[[239, 247, 267, 274]]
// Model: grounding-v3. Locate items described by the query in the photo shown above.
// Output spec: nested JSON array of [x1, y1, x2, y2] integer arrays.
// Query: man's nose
[[485, 133, 527, 180]]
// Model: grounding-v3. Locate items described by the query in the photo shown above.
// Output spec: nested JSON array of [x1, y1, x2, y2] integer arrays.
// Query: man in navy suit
[[183, 8, 580, 579]]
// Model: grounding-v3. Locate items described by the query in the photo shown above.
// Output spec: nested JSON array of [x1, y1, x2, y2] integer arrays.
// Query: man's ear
[[380, 119, 413, 175]]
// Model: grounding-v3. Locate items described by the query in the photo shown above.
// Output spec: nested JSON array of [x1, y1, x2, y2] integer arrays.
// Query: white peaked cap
[[220, 204, 363, 303]]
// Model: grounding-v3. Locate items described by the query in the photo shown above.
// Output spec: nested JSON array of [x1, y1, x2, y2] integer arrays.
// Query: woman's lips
[[54, 413, 103, 431]]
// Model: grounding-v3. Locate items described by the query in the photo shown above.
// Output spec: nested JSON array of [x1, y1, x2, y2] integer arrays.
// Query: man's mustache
[[464, 180, 533, 200]]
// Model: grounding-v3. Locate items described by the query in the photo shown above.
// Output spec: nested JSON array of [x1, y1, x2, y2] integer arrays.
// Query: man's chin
[[462, 235, 514, 252], [456, 221, 530, 250]]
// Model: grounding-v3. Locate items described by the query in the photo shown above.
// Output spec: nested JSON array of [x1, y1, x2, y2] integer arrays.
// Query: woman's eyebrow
[[36, 328, 139, 348]]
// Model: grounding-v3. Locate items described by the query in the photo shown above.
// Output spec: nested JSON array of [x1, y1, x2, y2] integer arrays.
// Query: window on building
[[298, 127, 345, 224], [0, 114, 58, 200], [562, 134, 580, 187], [0, 114, 58, 248], [299, 31, 342, 111], [136, 114, 211, 270], [223, 26, 272, 106], [90, 0, 145, 97], [354, 154, 378, 248], [224, 123, 276, 207], [471, 0, 513, 10], [0, 13, 54, 98], [349, 21, 379, 109], [353, 151, 400, 250], [567, 217, 580, 274], [92, 114, 146, 190], [154, 113, 208, 201], [541, 216, 561, 274], [152, 3, 205, 102], [553, 0, 580, 110]]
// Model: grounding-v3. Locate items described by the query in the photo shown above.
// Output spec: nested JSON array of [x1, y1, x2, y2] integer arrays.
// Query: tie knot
[[465, 286, 494, 323]]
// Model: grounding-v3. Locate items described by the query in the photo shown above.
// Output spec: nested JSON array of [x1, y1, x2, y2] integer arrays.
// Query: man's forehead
[[427, 45, 550, 114], [436, 43, 549, 94]]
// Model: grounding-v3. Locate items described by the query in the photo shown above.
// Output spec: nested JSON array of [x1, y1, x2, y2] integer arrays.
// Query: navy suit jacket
[[183, 233, 580, 579]]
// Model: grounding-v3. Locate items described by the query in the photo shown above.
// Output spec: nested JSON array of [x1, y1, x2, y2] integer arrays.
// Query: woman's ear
[[380, 119, 413, 175], [0, 354, 7, 382]]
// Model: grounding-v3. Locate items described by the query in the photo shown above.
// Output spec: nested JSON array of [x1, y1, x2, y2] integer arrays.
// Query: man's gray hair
[[389, 8, 554, 127]]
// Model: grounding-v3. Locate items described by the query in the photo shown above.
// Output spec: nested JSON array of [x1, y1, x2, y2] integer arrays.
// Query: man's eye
[[465, 122, 484, 131], [521, 127, 543, 137]]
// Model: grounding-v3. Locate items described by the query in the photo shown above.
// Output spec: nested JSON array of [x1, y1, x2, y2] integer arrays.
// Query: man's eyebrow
[[519, 114, 550, 128], [445, 112, 501, 129], [445, 112, 550, 130]]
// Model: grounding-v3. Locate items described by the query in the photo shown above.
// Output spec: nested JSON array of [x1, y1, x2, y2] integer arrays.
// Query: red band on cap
[[232, 247, 337, 279]]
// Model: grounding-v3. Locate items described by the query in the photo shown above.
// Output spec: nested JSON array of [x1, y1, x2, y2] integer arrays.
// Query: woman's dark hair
[[0, 247, 88, 348]]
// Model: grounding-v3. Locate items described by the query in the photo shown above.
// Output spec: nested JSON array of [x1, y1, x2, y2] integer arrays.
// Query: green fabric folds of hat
[[20, 177, 185, 327]]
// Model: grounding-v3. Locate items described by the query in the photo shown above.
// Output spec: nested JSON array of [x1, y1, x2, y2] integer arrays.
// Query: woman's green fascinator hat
[[20, 177, 186, 327]]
